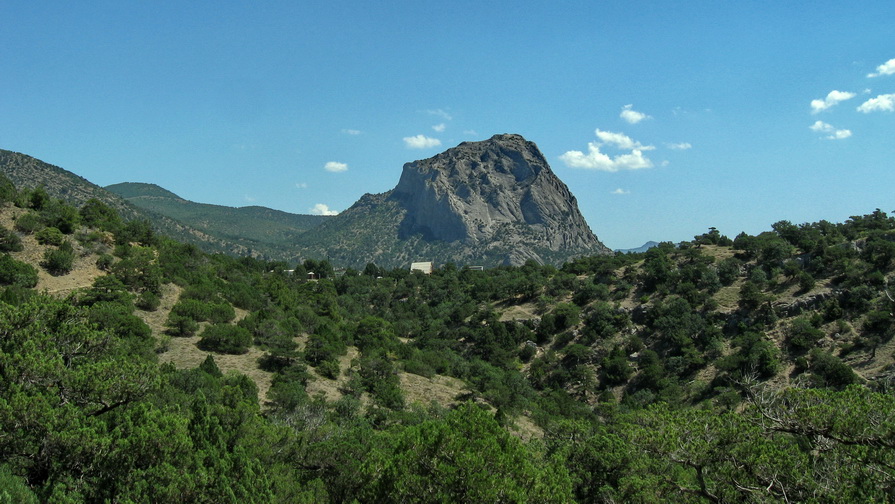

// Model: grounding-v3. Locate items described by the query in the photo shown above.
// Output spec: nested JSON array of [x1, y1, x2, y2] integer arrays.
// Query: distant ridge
[[615, 241, 660, 254], [0, 150, 317, 261], [106, 182, 327, 257]]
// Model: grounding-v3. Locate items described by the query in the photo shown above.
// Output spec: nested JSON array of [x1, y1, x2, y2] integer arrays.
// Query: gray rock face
[[391, 134, 609, 262]]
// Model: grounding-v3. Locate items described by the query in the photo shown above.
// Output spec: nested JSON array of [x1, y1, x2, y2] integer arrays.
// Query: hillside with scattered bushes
[[1, 173, 895, 502]]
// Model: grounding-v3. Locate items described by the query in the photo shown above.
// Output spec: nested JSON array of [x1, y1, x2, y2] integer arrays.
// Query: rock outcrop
[[390, 134, 609, 263]]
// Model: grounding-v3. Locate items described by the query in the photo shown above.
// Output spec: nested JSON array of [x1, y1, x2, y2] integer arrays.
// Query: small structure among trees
[[410, 261, 433, 274]]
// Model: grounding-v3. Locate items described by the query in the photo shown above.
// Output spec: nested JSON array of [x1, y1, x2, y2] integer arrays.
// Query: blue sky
[[1, 1, 894, 249]]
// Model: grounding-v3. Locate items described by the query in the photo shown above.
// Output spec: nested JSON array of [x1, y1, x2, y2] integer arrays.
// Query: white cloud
[[560, 129, 655, 171], [295, 182, 308, 189], [324, 161, 348, 173], [611, 188, 630, 195], [810, 90, 856, 113], [619, 104, 650, 124], [665, 142, 692, 150], [403, 134, 442, 149], [857, 93, 895, 113], [310, 203, 338, 216], [432, 123, 446, 132], [424, 108, 452, 121], [463, 130, 478, 136], [809, 120, 833, 132], [244, 195, 256, 202], [868, 58, 895, 78], [594, 129, 655, 151], [560, 143, 653, 172], [341, 129, 362, 135], [809, 120, 852, 140], [828, 129, 853, 140]]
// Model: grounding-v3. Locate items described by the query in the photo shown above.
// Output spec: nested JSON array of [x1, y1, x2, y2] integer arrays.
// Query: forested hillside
[[1, 173, 894, 502]]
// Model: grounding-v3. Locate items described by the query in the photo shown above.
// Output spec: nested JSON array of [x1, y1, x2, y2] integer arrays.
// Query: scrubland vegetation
[[2, 176, 895, 502]]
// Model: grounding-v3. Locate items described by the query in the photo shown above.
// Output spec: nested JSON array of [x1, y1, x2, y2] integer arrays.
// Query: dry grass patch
[[499, 302, 539, 322], [159, 334, 275, 402], [400, 372, 469, 409], [306, 346, 361, 403]]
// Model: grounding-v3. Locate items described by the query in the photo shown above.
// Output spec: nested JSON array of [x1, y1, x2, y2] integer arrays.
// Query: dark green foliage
[[0, 226, 22, 252], [79, 198, 122, 232], [35, 226, 64, 246], [78, 275, 133, 306], [13, 212, 42, 234], [0, 254, 38, 288], [39, 199, 81, 234], [115, 218, 156, 246], [40, 240, 75, 275], [110, 245, 161, 294], [135, 290, 161, 311], [360, 403, 572, 503], [787, 316, 824, 351], [808, 349, 860, 388], [165, 313, 199, 336], [198, 324, 253, 354], [0, 174, 18, 203]]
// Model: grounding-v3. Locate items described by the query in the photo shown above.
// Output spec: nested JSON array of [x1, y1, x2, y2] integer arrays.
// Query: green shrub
[[165, 313, 199, 336], [197, 324, 252, 354], [35, 226, 64, 246], [0, 254, 38, 288], [96, 253, 114, 271], [0, 226, 22, 252], [316, 358, 341, 379], [41, 241, 75, 275], [14, 212, 43, 234], [808, 349, 860, 388], [135, 291, 161, 311], [40, 200, 80, 234], [207, 302, 236, 324]]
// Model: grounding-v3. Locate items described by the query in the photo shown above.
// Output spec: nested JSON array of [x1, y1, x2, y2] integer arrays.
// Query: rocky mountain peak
[[391, 134, 609, 263]]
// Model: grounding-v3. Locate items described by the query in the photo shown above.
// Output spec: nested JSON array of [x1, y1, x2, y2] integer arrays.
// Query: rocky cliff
[[389, 134, 609, 263]]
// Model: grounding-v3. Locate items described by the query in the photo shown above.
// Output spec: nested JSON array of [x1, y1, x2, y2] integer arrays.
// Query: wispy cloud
[[809, 120, 852, 140], [424, 108, 452, 121], [341, 129, 362, 135], [665, 142, 692, 150], [611, 188, 630, 195], [810, 90, 856, 113], [244, 195, 256, 202], [463, 130, 478, 136], [324, 161, 348, 173], [432, 123, 446, 133], [309, 203, 338, 216], [619, 104, 650, 124], [295, 182, 308, 189], [403, 134, 442, 149], [857, 93, 895, 113], [868, 58, 895, 78]]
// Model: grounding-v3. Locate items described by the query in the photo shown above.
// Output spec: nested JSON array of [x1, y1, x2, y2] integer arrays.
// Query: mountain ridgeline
[[1, 135, 609, 269]]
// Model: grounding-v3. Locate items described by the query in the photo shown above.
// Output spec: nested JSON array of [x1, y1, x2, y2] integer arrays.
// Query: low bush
[[197, 324, 253, 354]]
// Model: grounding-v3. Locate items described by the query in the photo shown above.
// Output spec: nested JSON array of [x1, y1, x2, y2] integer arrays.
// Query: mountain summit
[[301, 134, 610, 267], [392, 134, 607, 262]]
